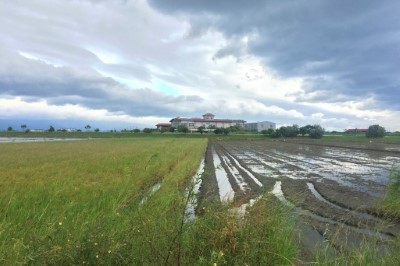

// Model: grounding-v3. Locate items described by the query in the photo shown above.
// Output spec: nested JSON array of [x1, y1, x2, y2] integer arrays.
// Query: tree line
[[5, 123, 388, 138]]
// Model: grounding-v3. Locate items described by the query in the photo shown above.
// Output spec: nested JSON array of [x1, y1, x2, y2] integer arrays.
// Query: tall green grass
[[0, 138, 206, 264], [0, 138, 300, 265], [382, 170, 400, 217]]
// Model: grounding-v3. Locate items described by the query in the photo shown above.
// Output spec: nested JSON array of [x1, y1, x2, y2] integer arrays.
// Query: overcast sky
[[1, 0, 399, 131]]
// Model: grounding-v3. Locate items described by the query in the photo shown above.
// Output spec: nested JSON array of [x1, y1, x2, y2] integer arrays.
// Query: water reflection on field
[[0, 137, 87, 143], [221, 140, 400, 196]]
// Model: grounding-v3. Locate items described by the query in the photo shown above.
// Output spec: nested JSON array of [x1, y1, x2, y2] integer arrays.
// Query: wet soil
[[198, 139, 400, 262], [198, 143, 219, 203]]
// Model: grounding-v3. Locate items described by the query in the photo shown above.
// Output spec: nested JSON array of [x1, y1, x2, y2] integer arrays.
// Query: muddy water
[[202, 140, 400, 257], [212, 148, 235, 202], [140, 183, 162, 205], [221, 140, 399, 196], [0, 137, 87, 143], [271, 181, 294, 207]]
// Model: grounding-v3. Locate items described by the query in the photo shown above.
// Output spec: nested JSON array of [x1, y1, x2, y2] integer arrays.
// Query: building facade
[[169, 113, 246, 132], [156, 123, 171, 130], [244, 121, 276, 132]]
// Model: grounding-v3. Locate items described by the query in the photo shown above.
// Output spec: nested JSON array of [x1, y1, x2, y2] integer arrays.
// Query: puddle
[[0, 137, 87, 143], [231, 196, 262, 219], [220, 155, 249, 191], [224, 152, 263, 187], [212, 148, 235, 202], [140, 183, 162, 205], [270, 181, 295, 208]]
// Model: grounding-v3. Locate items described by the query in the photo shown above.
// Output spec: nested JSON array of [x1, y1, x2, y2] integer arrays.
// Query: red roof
[[203, 113, 215, 116], [170, 118, 245, 123]]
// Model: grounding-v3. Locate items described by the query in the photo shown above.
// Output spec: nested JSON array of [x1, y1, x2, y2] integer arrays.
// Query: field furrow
[[203, 139, 400, 257]]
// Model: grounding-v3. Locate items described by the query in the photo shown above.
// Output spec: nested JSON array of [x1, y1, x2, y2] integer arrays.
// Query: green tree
[[261, 128, 274, 135], [366, 124, 386, 138], [48, 126, 55, 132], [85, 124, 91, 131], [133, 129, 141, 133], [214, 128, 224, 134], [229, 125, 242, 132], [169, 127, 176, 133], [280, 125, 299, 137], [270, 129, 282, 138], [198, 126, 206, 134], [160, 127, 168, 133], [94, 128, 100, 132], [21, 124, 27, 131], [7, 126, 13, 131], [177, 125, 189, 133], [309, 125, 325, 139], [299, 125, 314, 136], [213, 127, 230, 135], [143, 128, 153, 133]]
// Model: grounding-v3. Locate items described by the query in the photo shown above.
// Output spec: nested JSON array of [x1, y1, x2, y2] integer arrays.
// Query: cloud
[[149, 0, 400, 110], [1, 0, 399, 131], [0, 49, 206, 117]]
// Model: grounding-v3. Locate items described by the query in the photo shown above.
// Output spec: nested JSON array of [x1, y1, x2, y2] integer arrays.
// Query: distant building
[[345, 128, 368, 133], [156, 123, 171, 130], [169, 113, 246, 132], [244, 121, 276, 132], [30, 129, 45, 132]]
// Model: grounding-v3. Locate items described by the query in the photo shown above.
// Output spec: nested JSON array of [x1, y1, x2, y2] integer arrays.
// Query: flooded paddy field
[[199, 139, 400, 257], [0, 137, 87, 143]]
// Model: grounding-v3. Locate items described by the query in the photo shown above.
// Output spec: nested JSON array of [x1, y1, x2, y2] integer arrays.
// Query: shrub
[[214, 128, 224, 134], [308, 125, 325, 139], [279, 125, 299, 137], [299, 125, 313, 136], [197, 126, 206, 134], [228, 125, 242, 132], [143, 128, 153, 133], [261, 128, 274, 135], [270, 130, 282, 138], [177, 125, 189, 133], [366, 124, 386, 138]]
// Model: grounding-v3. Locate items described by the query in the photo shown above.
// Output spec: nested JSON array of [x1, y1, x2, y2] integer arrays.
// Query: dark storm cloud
[[149, 0, 400, 109], [0, 51, 203, 117]]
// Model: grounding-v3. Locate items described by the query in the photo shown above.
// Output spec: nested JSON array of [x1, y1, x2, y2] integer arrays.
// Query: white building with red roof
[[169, 113, 246, 132]]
